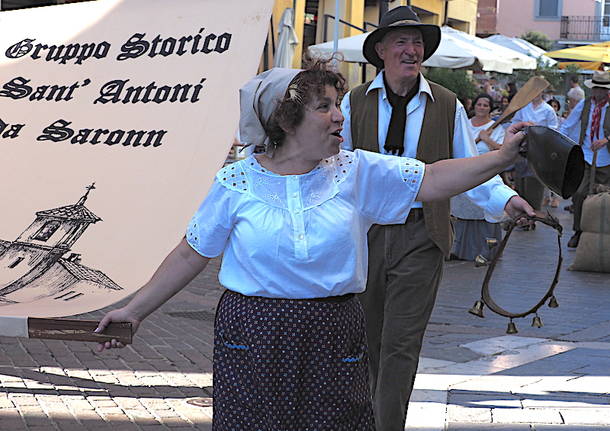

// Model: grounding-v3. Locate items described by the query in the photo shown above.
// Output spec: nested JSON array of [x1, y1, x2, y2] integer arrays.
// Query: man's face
[[592, 87, 609, 103], [374, 28, 424, 81]]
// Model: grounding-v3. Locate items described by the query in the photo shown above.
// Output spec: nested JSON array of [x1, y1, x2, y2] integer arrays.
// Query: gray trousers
[[359, 209, 444, 431], [572, 162, 610, 232]]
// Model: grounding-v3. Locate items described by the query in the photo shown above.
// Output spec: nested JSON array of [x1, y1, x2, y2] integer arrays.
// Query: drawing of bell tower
[[0, 183, 101, 295]]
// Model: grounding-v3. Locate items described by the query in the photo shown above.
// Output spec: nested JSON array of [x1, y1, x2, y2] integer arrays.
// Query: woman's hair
[[472, 93, 494, 114], [547, 97, 561, 111], [266, 58, 347, 146]]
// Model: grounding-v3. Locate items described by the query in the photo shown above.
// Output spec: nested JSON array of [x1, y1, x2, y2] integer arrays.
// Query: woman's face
[[550, 101, 560, 112], [501, 97, 509, 109], [474, 97, 491, 117], [291, 85, 344, 159]]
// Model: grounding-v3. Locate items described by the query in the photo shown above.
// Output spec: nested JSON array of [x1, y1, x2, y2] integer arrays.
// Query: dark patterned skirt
[[213, 290, 375, 431]]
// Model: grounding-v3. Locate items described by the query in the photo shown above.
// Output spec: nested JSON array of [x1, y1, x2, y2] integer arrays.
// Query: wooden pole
[[0, 316, 132, 344], [28, 318, 132, 344], [588, 150, 598, 195]]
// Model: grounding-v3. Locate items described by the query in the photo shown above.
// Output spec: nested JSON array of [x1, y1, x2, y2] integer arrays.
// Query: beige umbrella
[[273, 8, 299, 68]]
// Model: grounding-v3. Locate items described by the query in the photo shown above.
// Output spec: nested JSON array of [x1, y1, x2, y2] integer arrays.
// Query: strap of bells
[[468, 212, 563, 334]]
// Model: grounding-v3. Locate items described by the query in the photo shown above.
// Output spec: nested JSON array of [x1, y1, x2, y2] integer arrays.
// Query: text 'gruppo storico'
[[4, 28, 232, 65]]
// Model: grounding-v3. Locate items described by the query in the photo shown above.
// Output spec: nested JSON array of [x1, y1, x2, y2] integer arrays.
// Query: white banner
[[0, 0, 274, 317]]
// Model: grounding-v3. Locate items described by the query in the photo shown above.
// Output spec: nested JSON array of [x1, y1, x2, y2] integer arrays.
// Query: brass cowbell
[[486, 238, 498, 249], [474, 255, 488, 267], [468, 300, 485, 318], [532, 315, 543, 328], [506, 319, 518, 334]]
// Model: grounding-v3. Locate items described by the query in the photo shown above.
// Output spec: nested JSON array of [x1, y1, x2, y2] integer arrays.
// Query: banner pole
[[333, 0, 340, 55]]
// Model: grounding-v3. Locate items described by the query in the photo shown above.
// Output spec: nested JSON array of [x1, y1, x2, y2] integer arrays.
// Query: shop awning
[[546, 41, 610, 63], [308, 26, 535, 74]]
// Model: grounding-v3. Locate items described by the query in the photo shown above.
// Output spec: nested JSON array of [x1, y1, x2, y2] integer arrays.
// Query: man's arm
[[340, 91, 354, 150], [452, 100, 517, 221], [418, 123, 534, 221], [560, 98, 584, 141]]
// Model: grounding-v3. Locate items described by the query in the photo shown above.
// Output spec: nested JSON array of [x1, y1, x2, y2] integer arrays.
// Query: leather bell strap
[[479, 211, 563, 319]]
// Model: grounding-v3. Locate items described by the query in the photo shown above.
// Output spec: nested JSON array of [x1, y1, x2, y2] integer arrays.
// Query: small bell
[[468, 300, 485, 318], [532, 315, 543, 328], [474, 255, 488, 267], [548, 296, 559, 308], [506, 319, 518, 334], [486, 238, 498, 249]]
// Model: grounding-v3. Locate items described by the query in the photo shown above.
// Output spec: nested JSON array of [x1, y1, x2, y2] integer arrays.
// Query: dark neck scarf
[[383, 74, 420, 156]]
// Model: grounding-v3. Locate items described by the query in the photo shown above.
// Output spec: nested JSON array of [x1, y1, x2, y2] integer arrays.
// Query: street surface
[[0, 202, 609, 430]]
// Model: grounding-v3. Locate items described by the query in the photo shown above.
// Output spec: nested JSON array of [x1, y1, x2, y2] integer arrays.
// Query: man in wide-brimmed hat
[[560, 70, 610, 248], [340, 6, 533, 430]]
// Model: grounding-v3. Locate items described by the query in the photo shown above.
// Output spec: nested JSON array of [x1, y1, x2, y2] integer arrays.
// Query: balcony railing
[[560, 15, 610, 42], [322, 14, 378, 42]]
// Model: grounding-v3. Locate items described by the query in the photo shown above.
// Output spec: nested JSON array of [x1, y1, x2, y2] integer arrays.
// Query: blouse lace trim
[[398, 157, 425, 187], [216, 150, 356, 210]]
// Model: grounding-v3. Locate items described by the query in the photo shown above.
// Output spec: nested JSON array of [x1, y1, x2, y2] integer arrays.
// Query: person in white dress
[[451, 94, 506, 261]]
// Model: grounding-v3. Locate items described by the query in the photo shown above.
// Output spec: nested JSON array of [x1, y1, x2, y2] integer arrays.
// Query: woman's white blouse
[[186, 149, 425, 299], [469, 119, 505, 155]]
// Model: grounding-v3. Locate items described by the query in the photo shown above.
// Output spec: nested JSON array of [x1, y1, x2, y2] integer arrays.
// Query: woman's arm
[[417, 122, 527, 203], [95, 238, 209, 351], [478, 128, 502, 151]]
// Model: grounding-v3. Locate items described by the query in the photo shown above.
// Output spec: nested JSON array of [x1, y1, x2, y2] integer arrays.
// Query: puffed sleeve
[[353, 150, 425, 224], [186, 179, 236, 258]]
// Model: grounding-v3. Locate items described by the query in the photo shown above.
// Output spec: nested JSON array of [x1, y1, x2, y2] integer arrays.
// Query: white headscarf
[[238, 68, 301, 150]]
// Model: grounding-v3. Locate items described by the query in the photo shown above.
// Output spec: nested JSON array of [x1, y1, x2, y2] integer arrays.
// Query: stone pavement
[[0, 201, 609, 430], [409, 202, 610, 431]]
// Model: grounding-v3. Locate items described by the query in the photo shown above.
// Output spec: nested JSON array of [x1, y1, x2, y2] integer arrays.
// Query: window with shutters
[[535, 0, 562, 20]]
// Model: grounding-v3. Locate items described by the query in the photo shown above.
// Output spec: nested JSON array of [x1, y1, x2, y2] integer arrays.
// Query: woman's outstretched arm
[[95, 238, 209, 351], [417, 122, 529, 203]]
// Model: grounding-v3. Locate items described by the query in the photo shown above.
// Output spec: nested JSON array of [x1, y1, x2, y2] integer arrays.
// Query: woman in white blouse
[[451, 94, 505, 261], [95, 63, 534, 430], [470, 94, 504, 153]]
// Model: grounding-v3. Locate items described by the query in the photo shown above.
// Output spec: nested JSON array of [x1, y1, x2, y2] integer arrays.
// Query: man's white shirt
[[560, 98, 610, 167], [340, 72, 516, 221]]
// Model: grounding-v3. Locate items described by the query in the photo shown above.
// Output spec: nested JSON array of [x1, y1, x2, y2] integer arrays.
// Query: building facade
[[477, 0, 606, 46], [264, 0, 479, 85]]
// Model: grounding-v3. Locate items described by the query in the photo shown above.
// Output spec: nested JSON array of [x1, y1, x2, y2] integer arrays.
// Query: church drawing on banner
[[0, 184, 122, 305]]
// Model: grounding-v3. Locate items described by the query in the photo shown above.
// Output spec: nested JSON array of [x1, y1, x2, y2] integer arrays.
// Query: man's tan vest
[[349, 80, 456, 256], [579, 98, 610, 152]]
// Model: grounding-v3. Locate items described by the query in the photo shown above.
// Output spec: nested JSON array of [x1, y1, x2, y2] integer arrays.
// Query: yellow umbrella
[[546, 41, 610, 63], [557, 61, 604, 70]]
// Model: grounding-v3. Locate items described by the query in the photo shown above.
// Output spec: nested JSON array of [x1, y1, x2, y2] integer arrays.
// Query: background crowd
[[448, 71, 597, 262]]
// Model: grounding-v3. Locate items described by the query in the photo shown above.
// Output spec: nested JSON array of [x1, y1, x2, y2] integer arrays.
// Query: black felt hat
[[363, 6, 441, 69]]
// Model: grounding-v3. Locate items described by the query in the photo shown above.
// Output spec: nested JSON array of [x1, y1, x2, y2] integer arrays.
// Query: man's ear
[[374, 41, 385, 62]]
